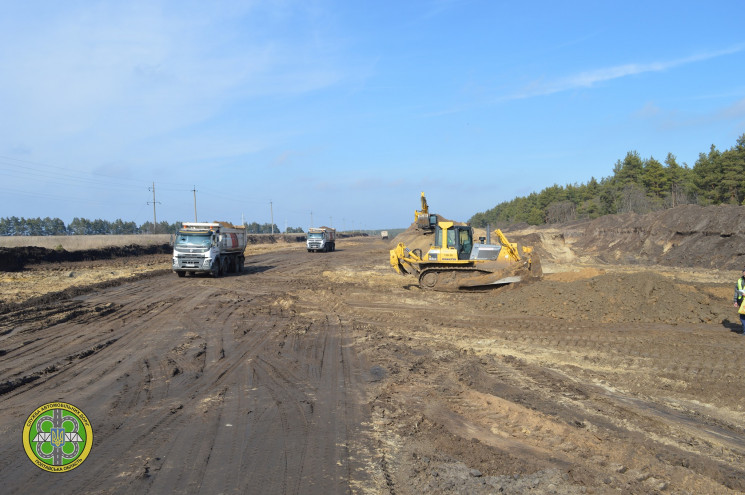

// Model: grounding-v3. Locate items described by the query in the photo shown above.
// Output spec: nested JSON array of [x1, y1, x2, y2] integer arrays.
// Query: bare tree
[[546, 201, 577, 224], [618, 184, 651, 214]]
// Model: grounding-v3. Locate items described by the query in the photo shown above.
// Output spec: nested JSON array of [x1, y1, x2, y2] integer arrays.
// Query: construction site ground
[[1, 207, 745, 494]]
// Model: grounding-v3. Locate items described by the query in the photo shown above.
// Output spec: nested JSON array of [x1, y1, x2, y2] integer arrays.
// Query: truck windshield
[[308, 233, 324, 239], [175, 233, 212, 247]]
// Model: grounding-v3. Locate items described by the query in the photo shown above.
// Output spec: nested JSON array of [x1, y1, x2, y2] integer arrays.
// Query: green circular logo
[[23, 402, 93, 472]]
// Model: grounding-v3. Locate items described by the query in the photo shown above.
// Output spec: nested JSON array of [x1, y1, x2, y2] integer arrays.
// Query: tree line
[[470, 133, 745, 227], [0, 217, 306, 236], [0, 217, 183, 236], [244, 222, 304, 234]]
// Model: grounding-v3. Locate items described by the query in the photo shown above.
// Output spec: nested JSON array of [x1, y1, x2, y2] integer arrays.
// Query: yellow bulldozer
[[390, 194, 542, 291]]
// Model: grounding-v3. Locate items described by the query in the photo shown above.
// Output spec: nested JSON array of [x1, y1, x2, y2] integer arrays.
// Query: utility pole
[[147, 182, 161, 234], [270, 200, 274, 234], [192, 186, 198, 222]]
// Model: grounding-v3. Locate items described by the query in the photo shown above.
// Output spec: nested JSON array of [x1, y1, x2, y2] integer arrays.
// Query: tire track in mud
[[337, 268, 745, 494], [0, 258, 373, 495], [3, 238, 745, 494]]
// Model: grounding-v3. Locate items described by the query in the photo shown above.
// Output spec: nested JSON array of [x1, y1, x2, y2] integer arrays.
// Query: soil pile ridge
[[480, 270, 730, 325], [0, 244, 172, 272], [517, 204, 745, 270]]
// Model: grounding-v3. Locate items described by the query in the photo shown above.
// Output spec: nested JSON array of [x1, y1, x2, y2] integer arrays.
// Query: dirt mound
[[246, 234, 306, 245], [0, 244, 171, 272], [245, 233, 366, 245], [389, 215, 465, 254], [517, 204, 745, 270], [389, 224, 436, 254], [481, 270, 729, 325]]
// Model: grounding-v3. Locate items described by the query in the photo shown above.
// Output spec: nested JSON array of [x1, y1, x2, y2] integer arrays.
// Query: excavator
[[390, 193, 542, 291]]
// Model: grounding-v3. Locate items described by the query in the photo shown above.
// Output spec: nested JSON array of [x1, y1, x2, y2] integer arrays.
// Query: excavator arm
[[415, 192, 429, 222]]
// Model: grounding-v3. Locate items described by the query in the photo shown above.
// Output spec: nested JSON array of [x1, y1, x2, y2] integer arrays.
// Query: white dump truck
[[306, 226, 336, 252], [172, 222, 247, 277]]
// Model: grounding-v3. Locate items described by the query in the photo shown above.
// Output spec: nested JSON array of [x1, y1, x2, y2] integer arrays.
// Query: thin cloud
[[0, 0, 373, 187], [510, 43, 745, 100]]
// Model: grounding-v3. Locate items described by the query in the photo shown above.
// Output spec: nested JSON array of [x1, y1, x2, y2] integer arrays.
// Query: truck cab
[[172, 222, 246, 277], [306, 227, 336, 252]]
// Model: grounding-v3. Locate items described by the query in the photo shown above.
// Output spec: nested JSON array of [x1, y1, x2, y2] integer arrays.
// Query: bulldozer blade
[[455, 260, 537, 289], [456, 272, 522, 288], [487, 275, 522, 285]]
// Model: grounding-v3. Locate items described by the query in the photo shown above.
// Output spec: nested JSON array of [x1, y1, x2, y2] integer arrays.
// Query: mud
[[1, 207, 745, 494]]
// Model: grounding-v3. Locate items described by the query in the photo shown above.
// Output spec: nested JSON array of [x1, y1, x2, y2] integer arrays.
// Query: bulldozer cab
[[433, 222, 473, 261]]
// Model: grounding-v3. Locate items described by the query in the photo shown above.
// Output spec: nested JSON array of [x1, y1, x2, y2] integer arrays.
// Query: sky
[[1, 0, 744, 231]]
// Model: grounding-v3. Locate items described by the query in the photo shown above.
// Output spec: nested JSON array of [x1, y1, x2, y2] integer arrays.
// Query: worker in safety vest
[[734, 268, 745, 334]]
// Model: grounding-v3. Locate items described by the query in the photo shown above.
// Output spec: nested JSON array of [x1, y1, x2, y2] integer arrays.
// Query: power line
[[0, 155, 205, 192], [192, 185, 198, 222], [147, 182, 161, 233]]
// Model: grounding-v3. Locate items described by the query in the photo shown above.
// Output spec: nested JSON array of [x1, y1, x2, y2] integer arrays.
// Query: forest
[[470, 133, 745, 227], [0, 217, 178, 236], [0, 217, 301, 236]]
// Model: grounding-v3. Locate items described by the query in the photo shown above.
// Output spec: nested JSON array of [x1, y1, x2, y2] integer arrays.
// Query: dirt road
[[1, 238, 744, 494]]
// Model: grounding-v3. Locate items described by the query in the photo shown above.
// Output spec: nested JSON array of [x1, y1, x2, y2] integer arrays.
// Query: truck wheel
[[176, 271, 185, 277], [238, 257, 244, 273], [212, 260, 220, 277]]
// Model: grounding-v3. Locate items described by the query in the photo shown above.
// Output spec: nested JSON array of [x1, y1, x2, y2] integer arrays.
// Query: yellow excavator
[[414, 191, 434, 229], [390, 194, 542, 291]]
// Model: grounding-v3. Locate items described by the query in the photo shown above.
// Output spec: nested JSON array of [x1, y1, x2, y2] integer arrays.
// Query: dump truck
[[307, 227, 336, 252], [389, 195, 541, 291], [381, 231, 389, 240], [172, 222, 247, 277]]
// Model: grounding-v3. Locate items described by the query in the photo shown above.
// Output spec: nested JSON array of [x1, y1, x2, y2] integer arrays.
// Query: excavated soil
[[1, 207, 745, 494]]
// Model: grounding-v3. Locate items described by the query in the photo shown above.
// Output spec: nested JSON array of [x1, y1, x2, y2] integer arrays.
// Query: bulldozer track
[[417, 265, 504, 291]]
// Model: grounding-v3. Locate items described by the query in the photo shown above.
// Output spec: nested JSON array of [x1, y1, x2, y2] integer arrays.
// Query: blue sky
[[1, 0, 744, 230]]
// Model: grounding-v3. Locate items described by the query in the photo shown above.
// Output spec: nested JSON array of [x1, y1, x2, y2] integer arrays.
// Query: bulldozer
[[390, 194, 541, 291]]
